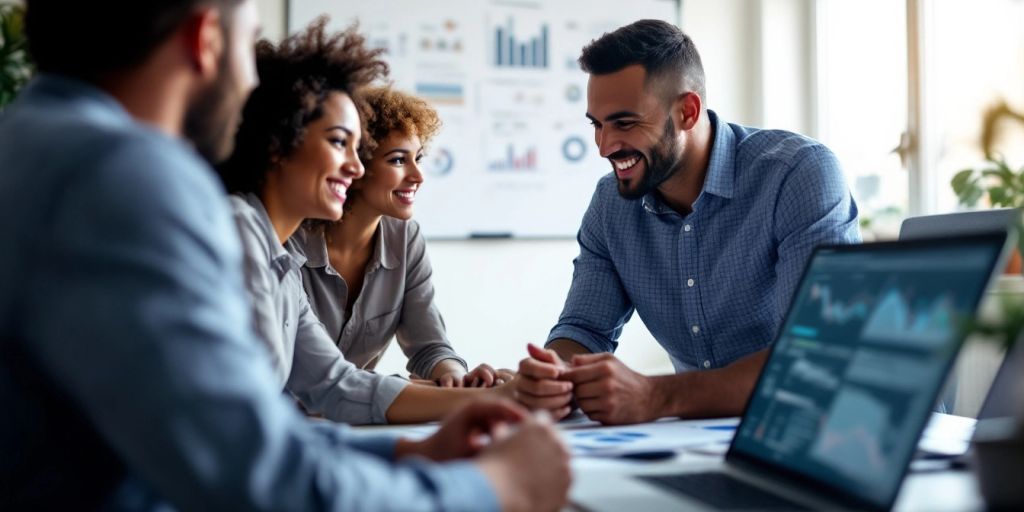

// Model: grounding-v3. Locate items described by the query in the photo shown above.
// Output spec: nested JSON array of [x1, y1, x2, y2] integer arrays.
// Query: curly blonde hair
[[357, 86, 442, 163]]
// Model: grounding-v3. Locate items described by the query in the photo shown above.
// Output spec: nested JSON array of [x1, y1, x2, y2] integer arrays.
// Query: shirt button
[[703, 360, 711, 368], [691, 325, 700, 334], [684, 224, 692, 232], [687, 278, 695, 287]]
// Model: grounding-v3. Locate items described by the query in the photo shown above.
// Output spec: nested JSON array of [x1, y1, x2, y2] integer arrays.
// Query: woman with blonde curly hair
[[294, 86, 513, 388]]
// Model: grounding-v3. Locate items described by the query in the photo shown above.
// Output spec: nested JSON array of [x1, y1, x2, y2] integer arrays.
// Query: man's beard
[[183, 53, 245, 164], [617, 116, 684, 200]]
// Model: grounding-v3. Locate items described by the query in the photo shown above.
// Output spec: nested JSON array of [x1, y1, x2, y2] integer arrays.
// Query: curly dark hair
[[217, 16, 388, 194], [357, 86, 442, 163]]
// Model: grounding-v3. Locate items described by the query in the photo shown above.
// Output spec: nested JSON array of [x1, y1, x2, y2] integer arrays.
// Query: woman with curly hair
[[293, 86, 513, 388], [218, 18, 515, 424]]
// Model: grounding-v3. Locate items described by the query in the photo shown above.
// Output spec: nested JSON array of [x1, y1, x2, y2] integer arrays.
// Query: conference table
[[361, 412, 984, 511]]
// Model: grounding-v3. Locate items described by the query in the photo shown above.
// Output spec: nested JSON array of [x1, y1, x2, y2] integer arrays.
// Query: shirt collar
[[295, 219, 399, 273], [641, 109, 736, 215], [296, 225, 330, 269], [369, 218, 400, 272], [702, 109, 736, 200], [240, 192, 306, 279], [24, 74, 139, 138]]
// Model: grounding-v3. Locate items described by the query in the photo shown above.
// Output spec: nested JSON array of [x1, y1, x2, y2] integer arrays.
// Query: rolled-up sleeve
[[287, 293, 409, 425], [547, 183, 634, 354], [395, 221, 467, 378]]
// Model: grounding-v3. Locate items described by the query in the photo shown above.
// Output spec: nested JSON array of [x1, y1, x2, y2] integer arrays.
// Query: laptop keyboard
[[639, 472, 812, 511]]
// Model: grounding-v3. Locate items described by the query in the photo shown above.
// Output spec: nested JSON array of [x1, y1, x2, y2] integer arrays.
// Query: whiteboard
[[288, 0, 680, 238]]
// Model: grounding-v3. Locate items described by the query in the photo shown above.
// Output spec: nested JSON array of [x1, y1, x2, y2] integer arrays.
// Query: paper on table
[[563, 418, 739, 457]]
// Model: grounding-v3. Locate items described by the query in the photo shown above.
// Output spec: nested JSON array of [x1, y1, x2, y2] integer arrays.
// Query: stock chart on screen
[[732, 241, 1001, 504]]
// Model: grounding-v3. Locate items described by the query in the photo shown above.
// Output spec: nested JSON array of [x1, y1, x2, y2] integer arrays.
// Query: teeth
[[614, 156, 640, 170], [395, 191, 415, 199], [328, 182, 346, 196]]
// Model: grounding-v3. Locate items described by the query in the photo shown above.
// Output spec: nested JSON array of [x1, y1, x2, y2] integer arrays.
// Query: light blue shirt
[[548, 110, 861, 371], [0, 75, 497, 511]]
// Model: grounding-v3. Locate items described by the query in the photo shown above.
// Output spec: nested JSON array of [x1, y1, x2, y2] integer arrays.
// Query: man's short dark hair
[[578, 19, 706, 103], [25, 0, 241, 79]]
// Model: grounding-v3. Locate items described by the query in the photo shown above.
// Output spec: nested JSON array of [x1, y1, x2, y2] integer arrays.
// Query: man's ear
[[181, 8, 224, 79], [673, 91, 702, 131]]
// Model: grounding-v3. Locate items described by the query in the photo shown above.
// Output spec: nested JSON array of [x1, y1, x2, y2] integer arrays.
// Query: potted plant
[[0, 2, 32, 110], [950, 102, 1024, 508]]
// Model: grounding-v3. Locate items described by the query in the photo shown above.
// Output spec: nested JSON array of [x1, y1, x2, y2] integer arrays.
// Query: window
[[921, 0, 1024, 213], [815, 0, 908, 237], [814, 0, 1024, 236]]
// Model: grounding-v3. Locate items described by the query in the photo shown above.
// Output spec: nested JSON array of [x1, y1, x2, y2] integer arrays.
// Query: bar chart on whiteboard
[[288, 0, 680, 238]]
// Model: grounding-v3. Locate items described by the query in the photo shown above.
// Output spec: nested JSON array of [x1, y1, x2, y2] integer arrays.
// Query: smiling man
[[514, 19, 860, 425]]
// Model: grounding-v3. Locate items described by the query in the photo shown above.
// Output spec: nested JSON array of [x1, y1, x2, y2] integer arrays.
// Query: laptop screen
[[730, 236, 1006, 509]]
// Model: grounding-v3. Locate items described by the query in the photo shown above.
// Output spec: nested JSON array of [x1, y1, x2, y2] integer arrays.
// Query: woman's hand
[[430, 360, 516, 388], [463, 364, 516, 387], [429, 359, 468, 387]]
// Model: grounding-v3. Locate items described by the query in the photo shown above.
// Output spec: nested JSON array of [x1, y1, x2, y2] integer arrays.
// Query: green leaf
[[962, 187, 985, 207], [951, 169, 977, 194], [989, 185, 1011, 206]]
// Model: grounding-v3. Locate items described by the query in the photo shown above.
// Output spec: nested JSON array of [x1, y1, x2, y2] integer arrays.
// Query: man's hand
[[561, 352, 661, 425], [396, 398, 528, 462], [476, 411, 572, 512], [513, 344, 574, 420]]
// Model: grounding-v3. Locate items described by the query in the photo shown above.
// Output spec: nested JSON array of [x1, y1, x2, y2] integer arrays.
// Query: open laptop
[[898, 207, 1018, 414], [976, 335, 1024, 421], [572, 234, 1010, 511], [899, 208, 1017, 241]]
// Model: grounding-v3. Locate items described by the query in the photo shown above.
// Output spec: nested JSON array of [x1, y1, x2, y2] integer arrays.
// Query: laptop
[[975, 335, 1024, 421], [898, 208, 1018, 414], [571, 234, 1010, 511], [899, 208, 1017, 241]]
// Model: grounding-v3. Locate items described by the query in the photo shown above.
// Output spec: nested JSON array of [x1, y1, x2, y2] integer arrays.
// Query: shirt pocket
[[358, 308, 402, 366]]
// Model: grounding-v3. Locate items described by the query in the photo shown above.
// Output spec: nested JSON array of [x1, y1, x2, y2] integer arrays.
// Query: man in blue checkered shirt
[[514, 20, 860, 425]]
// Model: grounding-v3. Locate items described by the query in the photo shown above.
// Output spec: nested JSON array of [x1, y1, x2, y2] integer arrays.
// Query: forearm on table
[[385, 384, 493, 424], [653, 349, 770, 419]]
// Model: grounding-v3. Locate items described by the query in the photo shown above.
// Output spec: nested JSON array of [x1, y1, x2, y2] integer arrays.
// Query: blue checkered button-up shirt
[[548, 110, 861, 372]]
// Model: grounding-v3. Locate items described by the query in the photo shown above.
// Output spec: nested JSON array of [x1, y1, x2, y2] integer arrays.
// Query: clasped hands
[[514, 343, 660, 425]]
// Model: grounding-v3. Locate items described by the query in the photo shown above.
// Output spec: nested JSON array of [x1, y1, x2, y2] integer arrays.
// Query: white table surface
[[356, 413, 985, 511]]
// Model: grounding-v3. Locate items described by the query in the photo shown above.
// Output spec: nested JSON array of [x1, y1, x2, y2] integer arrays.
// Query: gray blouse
[[230, 193, 408, 424], [293, 217, 467, 379]]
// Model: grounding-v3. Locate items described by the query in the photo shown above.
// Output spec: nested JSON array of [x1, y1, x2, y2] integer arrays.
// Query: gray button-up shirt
[[230, 194, 409, 424], [0, 75, 497, 510], [294, 217, 467, 379]]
